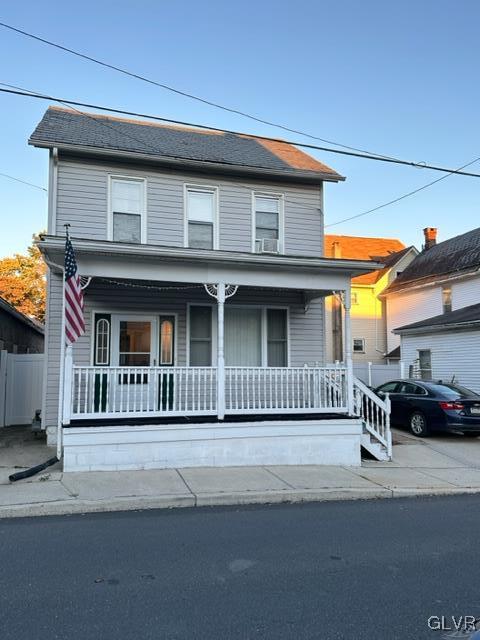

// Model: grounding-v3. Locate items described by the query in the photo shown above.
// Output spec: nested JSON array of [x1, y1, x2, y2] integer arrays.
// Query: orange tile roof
[[324, 234, 407, 284]]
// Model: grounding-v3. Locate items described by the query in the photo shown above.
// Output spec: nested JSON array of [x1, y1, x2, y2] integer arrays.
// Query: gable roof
[[0, 296, 44, 335], [394, 301, 480, 335], [324, 235, 409, 284], [29, 107, 343, 183], [386, 226, 480, 294]]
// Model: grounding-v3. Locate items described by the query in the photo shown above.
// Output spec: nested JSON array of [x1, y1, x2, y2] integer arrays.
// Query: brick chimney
[[332, 241, 342, 258], [423, 227, 437, 250]]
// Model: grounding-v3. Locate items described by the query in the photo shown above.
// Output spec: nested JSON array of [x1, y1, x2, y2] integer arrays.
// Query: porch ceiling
[[39, 235, 382, 293]]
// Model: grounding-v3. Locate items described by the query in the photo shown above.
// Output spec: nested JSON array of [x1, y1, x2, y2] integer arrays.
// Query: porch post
[[343, 289, 355, 415], [216, 283, 226, 420]]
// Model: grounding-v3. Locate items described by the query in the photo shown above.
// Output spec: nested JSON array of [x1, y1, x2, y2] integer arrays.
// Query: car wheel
[[409, 411, 429, 437], [463, 431, 480, 438]]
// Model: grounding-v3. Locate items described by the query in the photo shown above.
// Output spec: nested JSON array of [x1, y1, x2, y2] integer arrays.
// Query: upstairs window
[[185, 186, 217, 250], [442, 286, 452, 314], [253, 193, 283, 253], [109, 176, 146, 243]]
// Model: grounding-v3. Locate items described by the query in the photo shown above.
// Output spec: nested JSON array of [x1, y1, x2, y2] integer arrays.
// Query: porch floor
[[68, 412, 353, 428]]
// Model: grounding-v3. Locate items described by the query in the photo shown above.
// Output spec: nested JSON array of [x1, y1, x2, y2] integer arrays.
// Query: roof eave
[[382, 266, 480, 297], [37, 235, 380, 276], [394, 320, 480, 335], [28, 139, 345, 184]]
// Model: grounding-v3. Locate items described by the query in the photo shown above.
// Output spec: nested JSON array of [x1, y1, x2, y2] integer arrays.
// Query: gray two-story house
[[30, 106, 390, 471]]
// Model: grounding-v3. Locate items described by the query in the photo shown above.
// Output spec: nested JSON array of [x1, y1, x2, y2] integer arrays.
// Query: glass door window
[[119, 321, 152, 366]]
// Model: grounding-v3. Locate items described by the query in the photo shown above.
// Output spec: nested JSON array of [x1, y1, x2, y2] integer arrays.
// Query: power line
[[1, 84, 480, 179], [0, 171, 47, 192], [1, 82, 319, 215], [0, 20, 397, 160], [326, 155, 480, 227]]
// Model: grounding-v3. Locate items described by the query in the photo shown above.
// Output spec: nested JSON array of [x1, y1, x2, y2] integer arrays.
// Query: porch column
[[343, 289, 355, 415], [216, 282, 226, 420], [204, 283, 238, 420]]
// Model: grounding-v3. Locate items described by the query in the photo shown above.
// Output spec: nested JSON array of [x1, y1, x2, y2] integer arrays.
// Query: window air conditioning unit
[[255, 238, 280, 254]]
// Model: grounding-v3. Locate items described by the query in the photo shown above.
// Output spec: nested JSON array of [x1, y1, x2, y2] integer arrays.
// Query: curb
[[0, 485, 479, 519]]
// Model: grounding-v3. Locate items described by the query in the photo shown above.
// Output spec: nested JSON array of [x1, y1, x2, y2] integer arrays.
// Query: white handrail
[[353, 376, 392, 458]]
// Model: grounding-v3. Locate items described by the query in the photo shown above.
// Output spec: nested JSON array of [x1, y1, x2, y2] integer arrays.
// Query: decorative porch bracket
[[204, 283, 239, 420]]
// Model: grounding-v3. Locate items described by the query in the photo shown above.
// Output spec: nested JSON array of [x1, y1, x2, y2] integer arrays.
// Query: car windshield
[[429, 383, 479, 399]]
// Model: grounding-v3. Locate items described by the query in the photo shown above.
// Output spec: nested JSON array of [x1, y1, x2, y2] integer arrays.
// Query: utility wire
[[326, 155, 480, 227], [0, 20, 397, 160], [0, 171, 47, 192], [1, 84, 480, 179], [2, 82, 318, 214]]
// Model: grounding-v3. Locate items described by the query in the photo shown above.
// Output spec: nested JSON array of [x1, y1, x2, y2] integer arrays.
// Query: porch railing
[[225, 366, 347, 414], [67, 364, 348, 421], [70, 366, 217, 419]]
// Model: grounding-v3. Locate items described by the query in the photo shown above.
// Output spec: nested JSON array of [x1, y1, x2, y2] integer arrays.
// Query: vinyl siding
[[55, 157, 323, 257], [325, 287, 386, 364], [386, 286, 443, 353], [43, 280, 325, 430], [451, 274, 480, 310], [400, 330, 480, 393]]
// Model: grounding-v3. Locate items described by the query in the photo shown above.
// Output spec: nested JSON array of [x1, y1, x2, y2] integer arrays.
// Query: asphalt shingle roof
[[386, 226, 480, 293], [324, 235, 409, 284], [394, 301, 480, 333], [29, 107, 342, 181]]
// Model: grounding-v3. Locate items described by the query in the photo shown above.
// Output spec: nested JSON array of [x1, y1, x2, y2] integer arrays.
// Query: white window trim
[[187, 303, 290, 367], [107, 175, 147, 244], [251, 191, 285, 254], [90, 310, 178, 367], [183, 184, 219, 250], [353, 338, 366, 354]]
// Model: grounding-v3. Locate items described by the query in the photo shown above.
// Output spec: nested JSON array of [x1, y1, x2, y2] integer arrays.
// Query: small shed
[[394, 302, 480, 393], [0, 296, 44, 354]]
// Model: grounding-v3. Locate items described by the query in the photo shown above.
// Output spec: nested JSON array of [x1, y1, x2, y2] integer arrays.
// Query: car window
[[429, 383, 480, 399], [398, 382, 426, 395], [377, 382, 399, 393]]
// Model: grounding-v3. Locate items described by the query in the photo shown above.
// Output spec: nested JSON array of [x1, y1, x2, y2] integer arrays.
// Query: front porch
[[40, 236, 391, 469]]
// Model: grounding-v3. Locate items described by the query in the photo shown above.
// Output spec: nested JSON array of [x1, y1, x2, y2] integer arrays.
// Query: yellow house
[[324, 235, 418, 364]]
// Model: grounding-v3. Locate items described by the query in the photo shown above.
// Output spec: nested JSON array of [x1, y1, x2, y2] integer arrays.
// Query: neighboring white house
[[384, 226, 480, 382], [394, 303, 480, 393], [324, 235, 417, 364], [29, 106, 392, 470]]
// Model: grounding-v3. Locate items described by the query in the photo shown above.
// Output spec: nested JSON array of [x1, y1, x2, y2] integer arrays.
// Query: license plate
[[470, 407, 480, 415]]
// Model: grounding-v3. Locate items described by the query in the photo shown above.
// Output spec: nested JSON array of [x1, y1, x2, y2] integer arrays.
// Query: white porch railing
[[225, 366, 347, 414], [70, 366, 217, 419], [67, 365, 348, 420], [353, 377, 392, 459]]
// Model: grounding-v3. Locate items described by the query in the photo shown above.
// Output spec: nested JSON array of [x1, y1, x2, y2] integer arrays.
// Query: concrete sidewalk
[[1, 427, 480, 518]]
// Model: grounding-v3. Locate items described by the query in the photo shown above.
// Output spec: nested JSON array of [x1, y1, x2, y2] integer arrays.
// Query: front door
[[111, 316, 158, 413]]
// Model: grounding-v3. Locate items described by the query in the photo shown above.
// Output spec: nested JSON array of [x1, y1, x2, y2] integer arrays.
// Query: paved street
[[1, 495, 479, 639]]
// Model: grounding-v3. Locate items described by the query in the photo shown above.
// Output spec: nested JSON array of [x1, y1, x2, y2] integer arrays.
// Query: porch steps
[[360, 430, 390, 461]]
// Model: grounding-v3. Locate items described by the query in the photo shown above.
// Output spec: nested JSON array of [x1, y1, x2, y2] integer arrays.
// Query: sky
[[0, 0, 479, 256]]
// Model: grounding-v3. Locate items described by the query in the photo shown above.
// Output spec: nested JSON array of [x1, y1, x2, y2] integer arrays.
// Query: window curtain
[[225, 308, 262, 366]]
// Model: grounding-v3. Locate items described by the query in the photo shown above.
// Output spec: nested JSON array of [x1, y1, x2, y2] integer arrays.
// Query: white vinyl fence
[[353, 362, 405, 388], [0, 350, 44, 427]]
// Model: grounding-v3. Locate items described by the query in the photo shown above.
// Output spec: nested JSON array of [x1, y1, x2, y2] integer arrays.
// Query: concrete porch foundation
[[62, 418, 363, 472]]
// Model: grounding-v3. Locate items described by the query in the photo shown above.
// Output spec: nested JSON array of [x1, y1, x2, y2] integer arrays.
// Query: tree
[[0, 233, 46, 322]]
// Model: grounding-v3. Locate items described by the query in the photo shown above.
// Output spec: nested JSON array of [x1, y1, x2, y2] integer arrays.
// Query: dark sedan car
[[374, 379, 480, 437]]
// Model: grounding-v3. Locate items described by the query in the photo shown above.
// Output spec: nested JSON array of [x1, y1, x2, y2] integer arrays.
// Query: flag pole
[[56, 224, 70, 460]]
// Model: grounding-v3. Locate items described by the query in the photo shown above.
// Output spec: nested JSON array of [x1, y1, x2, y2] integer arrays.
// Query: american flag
[[64, 236, 85, 344]]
